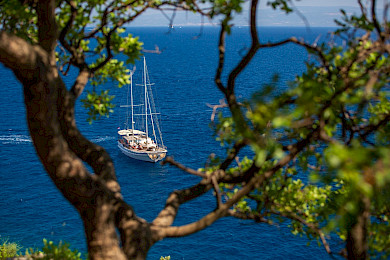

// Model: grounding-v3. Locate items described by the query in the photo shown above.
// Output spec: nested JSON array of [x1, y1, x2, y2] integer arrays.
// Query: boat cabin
[[118, 129, 157, 151]]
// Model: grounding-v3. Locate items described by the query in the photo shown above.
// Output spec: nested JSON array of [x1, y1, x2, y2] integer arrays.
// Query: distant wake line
[[90, 136, 116, 143], [0, 135, 115, 144], [0, 135, 32, 144]]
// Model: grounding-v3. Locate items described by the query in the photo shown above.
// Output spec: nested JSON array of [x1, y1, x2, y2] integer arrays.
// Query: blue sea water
[[0, 26, 342, 259]]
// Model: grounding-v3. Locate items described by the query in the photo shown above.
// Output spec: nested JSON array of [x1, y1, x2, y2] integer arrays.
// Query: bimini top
[[118, 129, 146, 136]]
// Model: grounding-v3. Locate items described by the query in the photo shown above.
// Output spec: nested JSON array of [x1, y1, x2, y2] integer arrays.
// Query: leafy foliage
[[0, 238, 22, 258], [267, 0, 295, 13], [0, 0, 38, 43], [81, 89, 115, 124], [205, 0, 390, 257], [26, 239, 83, 260], [0, 0, 147, 123]]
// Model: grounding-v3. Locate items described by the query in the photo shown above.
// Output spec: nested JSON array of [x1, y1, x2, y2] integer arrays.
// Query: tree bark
[[346, 197, 370, 260]]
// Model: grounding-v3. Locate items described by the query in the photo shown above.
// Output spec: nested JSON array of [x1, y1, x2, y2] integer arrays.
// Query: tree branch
[[152, 181, 215, 227], [58, 0, 77, 55], [70, 68, 90, 98], [57, 72, 121, 195], [226, 0, 259, 95], [371, 0, 383, 40], [219, 139, 248, 171], [270, 209, 332, 255], [37, 0, 57, 55], [226, 209, 271, 224], [207, 99, 227, 122], [0, 31, 39, 73], [214, 16, 228, 93], [211, 175, 222, 208], [160, 131, 315, 237], [162, 156, 207, 178], [2, 27, 133, 258]]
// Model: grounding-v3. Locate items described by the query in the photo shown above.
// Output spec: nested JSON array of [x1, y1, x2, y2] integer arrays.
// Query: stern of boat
[[148, 151, 166, 162]]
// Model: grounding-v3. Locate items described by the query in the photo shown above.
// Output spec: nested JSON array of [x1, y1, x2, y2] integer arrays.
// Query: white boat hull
[[117, 142, 166, 163]]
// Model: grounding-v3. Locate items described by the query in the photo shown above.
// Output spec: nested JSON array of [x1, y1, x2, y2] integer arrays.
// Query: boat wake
[[0, 134, 32, 144], [90, 136, 116, 143], [0, 134, 115, 145]]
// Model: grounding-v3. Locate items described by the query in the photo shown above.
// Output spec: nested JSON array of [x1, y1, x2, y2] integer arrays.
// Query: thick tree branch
[[1, 20, 129, 259], [156, 139, 250, 228], [70, 68, 90, 98], [158, 159, 278, 238], [7, 37, 125, 259], [37, 0, 57, 55], [0, 31, 39, 73], [57, 80, 121, 195], [152, 180, 215, 227]]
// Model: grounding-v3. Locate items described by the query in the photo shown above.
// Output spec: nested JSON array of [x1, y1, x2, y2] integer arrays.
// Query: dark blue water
[[0, 27, 340, 259]]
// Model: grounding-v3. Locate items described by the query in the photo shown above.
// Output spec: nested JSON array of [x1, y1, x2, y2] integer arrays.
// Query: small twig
[[290, 0, 311, 30], [207, 99, 227, 122], [142, 45, 163, 54], [270, 209, 332, 255], [371, 0, 383, 41], [211, 175, 222, 208], [307, 164, 322, 171], [227, 209, 273, 224]]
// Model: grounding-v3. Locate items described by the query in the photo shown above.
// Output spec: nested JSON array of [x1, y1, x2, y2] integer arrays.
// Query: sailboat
[[117, 57, 167, 162]]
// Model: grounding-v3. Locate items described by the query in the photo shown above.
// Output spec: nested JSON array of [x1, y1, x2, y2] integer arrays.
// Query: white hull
[[118, 141, 166, 163]]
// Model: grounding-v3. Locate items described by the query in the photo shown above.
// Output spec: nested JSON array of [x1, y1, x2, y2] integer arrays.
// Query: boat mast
[[125, 70, 130, 129], [130, 69, 134, 137], [146, 91, 158, 145], [144, 56, 148, 146]]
